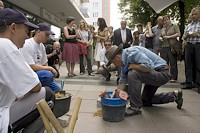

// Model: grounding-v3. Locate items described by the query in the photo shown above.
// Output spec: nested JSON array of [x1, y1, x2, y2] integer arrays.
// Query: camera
[[56, 49, 61, 55]]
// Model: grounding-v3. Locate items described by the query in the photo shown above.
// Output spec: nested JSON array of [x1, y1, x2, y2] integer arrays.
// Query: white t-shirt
[[79, 30, 89, 42], [0, 38, 40, 132], [20, 38, 48, 65], [99, 48, 108, 66]]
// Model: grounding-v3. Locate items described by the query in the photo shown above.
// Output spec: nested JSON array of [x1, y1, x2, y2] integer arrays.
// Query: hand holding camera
[[56, 49, 61, 55], [52, 50, 57, 56], [51, 49, 61, 57]]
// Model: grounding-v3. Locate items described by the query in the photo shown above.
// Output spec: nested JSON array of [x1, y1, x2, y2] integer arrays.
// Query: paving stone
[[52, 62, 200, 133]]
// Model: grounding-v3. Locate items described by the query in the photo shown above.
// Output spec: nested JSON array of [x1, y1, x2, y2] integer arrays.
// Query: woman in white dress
[[94, 17, 109, 71]]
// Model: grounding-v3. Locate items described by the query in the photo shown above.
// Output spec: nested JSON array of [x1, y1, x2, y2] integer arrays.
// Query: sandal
[[68, 73, 73, 77], [72, 73, 77, 76]]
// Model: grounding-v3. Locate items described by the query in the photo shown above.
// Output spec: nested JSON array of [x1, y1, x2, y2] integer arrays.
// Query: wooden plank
[[36, 99, 53, 133], [67, 97, 82, 133], [39, 99, 64, 133]]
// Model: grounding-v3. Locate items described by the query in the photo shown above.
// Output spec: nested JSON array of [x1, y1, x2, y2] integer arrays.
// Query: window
[[93, 12, 98, 17], [93, 2, 98, 8], [93, 22, 97, 27]]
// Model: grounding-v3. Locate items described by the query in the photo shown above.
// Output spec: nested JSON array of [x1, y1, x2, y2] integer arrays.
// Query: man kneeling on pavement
[[105, 44, 183, 116], [98, 39, 121, 82]]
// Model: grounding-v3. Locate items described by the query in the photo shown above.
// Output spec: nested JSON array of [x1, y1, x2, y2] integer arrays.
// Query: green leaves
[[118, 0, 200, 29]]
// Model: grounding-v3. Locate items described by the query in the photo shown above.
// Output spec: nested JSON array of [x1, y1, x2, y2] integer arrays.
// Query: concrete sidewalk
[[55, 61, 200, 133]]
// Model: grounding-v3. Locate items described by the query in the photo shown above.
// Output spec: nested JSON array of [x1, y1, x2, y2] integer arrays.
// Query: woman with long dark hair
[[94, 17, 109, 71]]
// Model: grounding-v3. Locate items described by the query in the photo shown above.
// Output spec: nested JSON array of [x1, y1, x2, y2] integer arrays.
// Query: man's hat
[[0, 8, 39, 30], [105, 43, 123, 66], [37, 23, 55, 35]]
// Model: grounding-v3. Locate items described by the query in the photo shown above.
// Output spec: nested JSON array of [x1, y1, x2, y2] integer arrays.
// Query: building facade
[[4, 0, 111, 38]]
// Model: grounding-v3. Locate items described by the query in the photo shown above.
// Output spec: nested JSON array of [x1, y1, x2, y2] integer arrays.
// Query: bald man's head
[[53, 41, 60, 50], [157, 16, 163, 26], [0, 0, 4, 10]]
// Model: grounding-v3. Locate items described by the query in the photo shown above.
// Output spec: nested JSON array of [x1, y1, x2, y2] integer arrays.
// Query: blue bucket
[[101, 92, 127, 122]]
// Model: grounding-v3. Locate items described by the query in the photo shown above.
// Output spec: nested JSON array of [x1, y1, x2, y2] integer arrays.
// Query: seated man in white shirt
[[0, 8, 55, 133], [20, 23, 61, 91], [98, 40, 121, 82]]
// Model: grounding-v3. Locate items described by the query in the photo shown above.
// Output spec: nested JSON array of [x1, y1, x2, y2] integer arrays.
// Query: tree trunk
[[178, 0, 185, 40]]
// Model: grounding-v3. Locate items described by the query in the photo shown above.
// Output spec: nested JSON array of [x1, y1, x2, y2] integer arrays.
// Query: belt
[[156, 66, 170, 71]]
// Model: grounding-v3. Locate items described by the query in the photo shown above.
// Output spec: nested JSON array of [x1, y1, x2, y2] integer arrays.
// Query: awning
[[145, 0, 178, 13], [7, 0, 85, 28]]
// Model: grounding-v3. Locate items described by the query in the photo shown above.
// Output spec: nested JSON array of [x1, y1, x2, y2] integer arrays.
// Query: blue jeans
[[36, 70, 61, 91]]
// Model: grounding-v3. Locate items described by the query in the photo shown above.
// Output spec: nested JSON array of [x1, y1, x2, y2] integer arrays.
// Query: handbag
[[168, 40, 181, 55], [165, 24, 181, 55]]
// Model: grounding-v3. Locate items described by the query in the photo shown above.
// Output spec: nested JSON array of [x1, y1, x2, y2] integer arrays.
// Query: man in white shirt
[[20, 23, 61, 91], [0, 8, 55, 133], [98, 40, 121, 82]]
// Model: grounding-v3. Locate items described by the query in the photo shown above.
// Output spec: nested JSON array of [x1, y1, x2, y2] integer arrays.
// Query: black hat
[[0, 8, 39, 30], [37, 23, 55, 35], [105, 43, 123, 66]]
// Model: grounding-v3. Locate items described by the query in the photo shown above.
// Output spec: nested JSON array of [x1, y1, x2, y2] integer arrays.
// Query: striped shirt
[[184, 20, 200, 44]]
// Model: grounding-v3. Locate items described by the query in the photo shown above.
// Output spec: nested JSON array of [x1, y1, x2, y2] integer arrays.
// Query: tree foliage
[[118, 0, 200, 29]]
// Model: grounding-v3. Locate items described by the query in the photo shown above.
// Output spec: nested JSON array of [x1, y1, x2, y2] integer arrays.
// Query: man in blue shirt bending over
[[105, 44, 183, 116]]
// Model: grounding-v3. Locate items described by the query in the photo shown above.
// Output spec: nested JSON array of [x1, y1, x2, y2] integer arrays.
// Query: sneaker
[[170, 79, 177, 83], [125, 107, 142, 117], [105, 73, 111, 81], [174, 90, 183, 109], [80, 72, 84, 75], [117, 77, 120, 85], [89, 72, 95, 76], [105, 77, 110, 81]]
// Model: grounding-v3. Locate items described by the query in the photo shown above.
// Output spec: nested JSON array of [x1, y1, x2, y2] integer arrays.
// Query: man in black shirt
[[46, 41, 62, 78]]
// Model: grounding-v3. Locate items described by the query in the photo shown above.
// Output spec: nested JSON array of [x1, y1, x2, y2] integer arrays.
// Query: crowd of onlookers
[[1, 0, 200, 131], [51, 7, 199, 86]]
